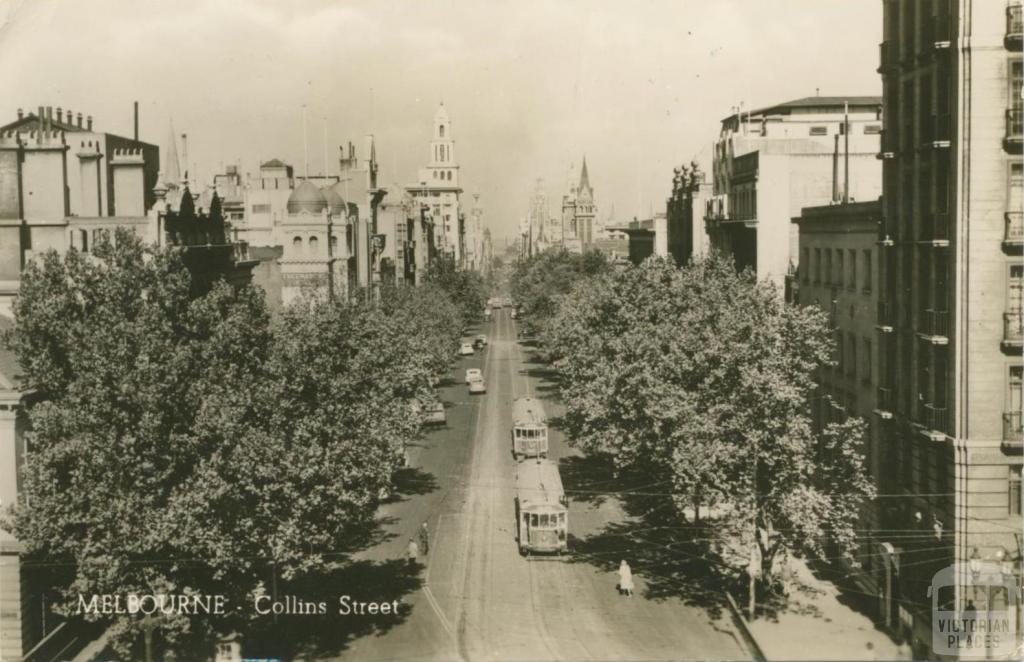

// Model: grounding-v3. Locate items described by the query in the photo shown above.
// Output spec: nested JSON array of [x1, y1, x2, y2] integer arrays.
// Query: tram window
[[530, 514, 538, 527], [558, 513, 565, 525]]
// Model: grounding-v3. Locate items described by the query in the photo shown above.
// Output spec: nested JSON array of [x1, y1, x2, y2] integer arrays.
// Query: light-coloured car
[[465, 368, 483, 384], [474, 334, 488, 347], [459, 342, 475, 356], [510, 309, 518, 319], [468, 378, 486, 394], [424, 400, 447, 425]]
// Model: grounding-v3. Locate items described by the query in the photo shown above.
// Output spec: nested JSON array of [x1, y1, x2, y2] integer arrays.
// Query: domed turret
[[321, 184, 347, 217], [287, 179, 327, 214]]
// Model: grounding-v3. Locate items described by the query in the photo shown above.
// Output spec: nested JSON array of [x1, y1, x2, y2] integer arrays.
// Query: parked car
[[474, 334, 488, 349], [510, 309, 518, 319], [468, 377, 487, 394], [465, 368, 483, 384], [459, 342, 475, 356], [424, 400, 446, 425]]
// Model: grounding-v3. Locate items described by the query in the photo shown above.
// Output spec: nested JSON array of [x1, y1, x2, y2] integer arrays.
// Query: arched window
[[293, 236, 303, 253], [447, 171, 452, 181], [308, 236, 319, 254], [330, 235, 338, 255], [439, 125, 445, 138]]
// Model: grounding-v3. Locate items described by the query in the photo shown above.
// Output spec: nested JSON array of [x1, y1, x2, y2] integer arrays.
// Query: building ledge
[[916, 332, 949, 345]]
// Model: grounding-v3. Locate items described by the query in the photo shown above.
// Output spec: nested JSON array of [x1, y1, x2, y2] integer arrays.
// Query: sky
[[0, 0, 882, 246]]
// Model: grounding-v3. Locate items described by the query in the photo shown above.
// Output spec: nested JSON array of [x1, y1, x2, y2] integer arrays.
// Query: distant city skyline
[[0, 0, 881, 244]]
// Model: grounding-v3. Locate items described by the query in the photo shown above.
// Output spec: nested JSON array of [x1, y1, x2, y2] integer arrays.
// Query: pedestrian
[[419, 521, 430, 556], [618, 559, 634, 597], [407, 539, 419, 569]]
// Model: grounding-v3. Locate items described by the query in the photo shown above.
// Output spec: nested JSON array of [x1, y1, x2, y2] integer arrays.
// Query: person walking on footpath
[[618, 560, 635, 596], [407, 538, 419, 569], [419, 521, 430, 556]]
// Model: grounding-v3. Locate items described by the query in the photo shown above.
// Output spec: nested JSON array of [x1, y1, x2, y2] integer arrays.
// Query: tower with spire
[[560, 156, 597, 251], [407, 103, 464, 264]]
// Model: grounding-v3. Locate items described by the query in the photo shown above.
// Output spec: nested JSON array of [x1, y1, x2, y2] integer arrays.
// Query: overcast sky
[[0, 0, 881, 246]]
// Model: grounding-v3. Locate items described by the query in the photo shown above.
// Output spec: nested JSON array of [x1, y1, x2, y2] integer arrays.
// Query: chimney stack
[[36, 106, 44, 143], [76, 112, 83, 128], [133, 101, 139, 141], [16, 108, 23, 120], [46, 106, 53, 132], [86, 115, 93, 131], [56, 107, 63, 124]]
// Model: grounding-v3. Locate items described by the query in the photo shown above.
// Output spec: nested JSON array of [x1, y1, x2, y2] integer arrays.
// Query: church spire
[[578, 156, 592, 200], [163, 121, 181, 186]]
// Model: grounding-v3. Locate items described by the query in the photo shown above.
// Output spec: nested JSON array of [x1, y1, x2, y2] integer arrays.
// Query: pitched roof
[[743, 95, 882, 120], [261, 158, 289, 168], [578, 157, 591, 194]]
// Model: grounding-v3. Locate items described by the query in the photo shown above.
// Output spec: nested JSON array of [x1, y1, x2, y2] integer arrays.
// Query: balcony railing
[[1003, 411, 1023, 446], [924, 212, 950, 244], [878, 42, 896, 73], [920, 308, 950, 340], [919, 402, 948, 436], [1006, 108, 1023, 151], [877, 300, 895, 330], [1007, 4, 1023, 49], [1006, 211, 1024, 247], [923, 113, 952, 146], [1004, 310, 1023, 346], [877, 386, 895, 418]]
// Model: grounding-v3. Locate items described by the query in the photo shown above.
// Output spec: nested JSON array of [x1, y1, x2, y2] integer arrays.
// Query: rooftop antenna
[[181, 133, 189, 184], [302, 104, 309, 179], [323, 117, 329, 178]]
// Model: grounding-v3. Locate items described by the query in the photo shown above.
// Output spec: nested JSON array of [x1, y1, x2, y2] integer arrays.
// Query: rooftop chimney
[[46, 106, 53, 132], [16, 108, 23, 120], [86, 115, 93, 131], [56, 107, 63, 123], [76, 113, 83, 128]]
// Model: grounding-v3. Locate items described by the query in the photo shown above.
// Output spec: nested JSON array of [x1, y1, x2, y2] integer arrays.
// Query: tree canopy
[[424, 254, 488, 328], [509, 247, 610, 339], [3, 230, 442, 657], [544, 254, 875, 584]]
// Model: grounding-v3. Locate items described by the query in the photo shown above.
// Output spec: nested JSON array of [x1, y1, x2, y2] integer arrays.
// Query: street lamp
[[969, 547, 982, 608]]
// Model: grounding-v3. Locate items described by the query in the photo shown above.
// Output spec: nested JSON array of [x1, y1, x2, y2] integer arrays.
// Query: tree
[[509, 247, 609, 340], [378, 282, 462, 384], [424, 255, 488, 328], [4, 230, 435, 657], [546, 254, 875, 589]]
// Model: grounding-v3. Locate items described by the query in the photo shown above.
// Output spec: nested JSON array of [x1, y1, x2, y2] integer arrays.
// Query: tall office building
[[875, 0, 1022, 653]]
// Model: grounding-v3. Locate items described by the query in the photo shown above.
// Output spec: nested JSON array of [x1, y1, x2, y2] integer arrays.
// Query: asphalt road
[[340, 308, 750, 662]]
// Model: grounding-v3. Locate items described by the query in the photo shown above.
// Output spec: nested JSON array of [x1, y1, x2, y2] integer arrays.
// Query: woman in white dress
[[618, 560, 635, 596]]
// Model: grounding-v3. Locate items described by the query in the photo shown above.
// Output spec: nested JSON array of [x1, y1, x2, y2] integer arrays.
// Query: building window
[[809, 126, 828, 136], [815, 248, 822, 283], [825, 250, 832, 285], [1011, 60, 1023, 114], [252, 204, 271, 214], [802, 248, 810, 283], [863, 250, 872, 293], [1010, 465, 1022, 517], [439, 125, 445, 138], [293, 236, 302, 253], [848, 332, 857, 378], [330, 235, 338, 255], [837, 250, 845, 289], [308, 236, 319, 254], [1010, 163, 1023, 213], [862, 338, 872, 384], [1009, 265, 1024, 312], [848, 249, 856, 291], [863, 124, 882, 134], [1010, 365, 1023, 421]]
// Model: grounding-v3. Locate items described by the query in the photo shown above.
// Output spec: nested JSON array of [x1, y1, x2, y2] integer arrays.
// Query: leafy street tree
[[424, 254, 488, 328], [545, 254, 875, 591], [509, 247, 609, 340], [378, 282, 462, 385], [3, 230, 436, 658]]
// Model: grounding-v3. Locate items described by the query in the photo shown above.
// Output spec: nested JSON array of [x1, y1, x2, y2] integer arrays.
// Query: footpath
[[746, 557, 913, 661]]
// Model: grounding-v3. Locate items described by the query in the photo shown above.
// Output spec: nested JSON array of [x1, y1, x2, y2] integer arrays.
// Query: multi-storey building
[[876, 0, 1023, 654], [794, 199, 886, 604], [408, 105, 462, 264], [705, 96, 883, 291], [666, 161, 713, 266]]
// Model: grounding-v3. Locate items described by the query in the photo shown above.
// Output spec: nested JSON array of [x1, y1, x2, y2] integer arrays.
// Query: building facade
[[408, 105, 462, 264], [666, 161, 712, 266], [705, 96, 883, 290], [876, 0, 1023, 654]]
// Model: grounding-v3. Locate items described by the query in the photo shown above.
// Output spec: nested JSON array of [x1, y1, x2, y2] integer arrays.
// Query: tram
[[511, 396, 548, 459], [514, 459, 568, 556]]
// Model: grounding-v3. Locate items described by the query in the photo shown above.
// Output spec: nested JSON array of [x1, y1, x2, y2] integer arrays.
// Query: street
[[342, 309, 750, 661]]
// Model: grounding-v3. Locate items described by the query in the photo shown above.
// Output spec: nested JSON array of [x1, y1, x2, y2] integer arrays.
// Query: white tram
[[511, 396, 548, 459], [514, 459, 568, 555]]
